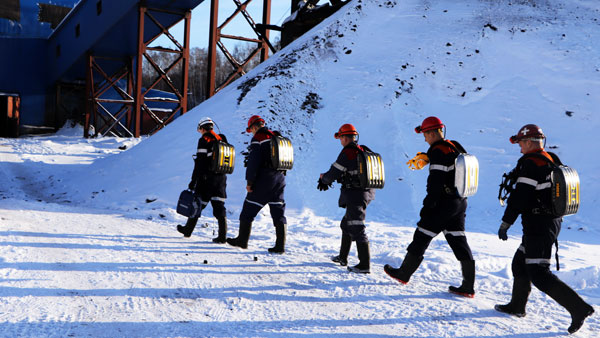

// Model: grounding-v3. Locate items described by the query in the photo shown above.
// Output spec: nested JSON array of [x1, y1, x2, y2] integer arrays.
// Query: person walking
[[384, 116, 476, 297], [318, 123, 375, 273], [177, 117, 228, 243], [227, 115, 288, 253], [494, 124, 594, 334]]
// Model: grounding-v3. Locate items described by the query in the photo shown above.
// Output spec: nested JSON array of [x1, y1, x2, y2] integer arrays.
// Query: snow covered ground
[[1, 0, 600, 337]]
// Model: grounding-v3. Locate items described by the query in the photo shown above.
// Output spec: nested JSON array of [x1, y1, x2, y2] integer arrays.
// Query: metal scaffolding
[[206, 0, 276, 97], [85, 5, 192, 137]]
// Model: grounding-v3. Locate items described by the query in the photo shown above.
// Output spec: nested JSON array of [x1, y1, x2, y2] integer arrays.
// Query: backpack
[[444, 140, 479, 198], [268, 131, 294, 171], [524, 153, 580, 217], [209, 135, 235, 174], [356, 145, 385, 189]]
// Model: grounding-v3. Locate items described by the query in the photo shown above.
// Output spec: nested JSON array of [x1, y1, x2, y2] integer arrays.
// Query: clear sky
[[155, 1, 329, 50]]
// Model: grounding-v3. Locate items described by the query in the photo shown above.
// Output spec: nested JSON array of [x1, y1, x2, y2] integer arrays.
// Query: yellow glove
[[407, 152, 429, 170]]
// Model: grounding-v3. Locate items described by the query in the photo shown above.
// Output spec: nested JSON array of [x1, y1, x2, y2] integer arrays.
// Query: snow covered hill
[[1, 0, 599, 336], [48, 0, 600, 238]]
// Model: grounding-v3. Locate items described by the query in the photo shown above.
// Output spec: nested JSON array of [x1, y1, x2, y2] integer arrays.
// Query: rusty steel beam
[[206, 0, 274, 98], [207, 0, 219, 98], [95, 99, 134, 104], [261, 0, 271, 60], [133, 5, 146, 137], [219, 0, 251, 29], [232, 0, 277, 55], [127, 57, 134, 131], [84, 54, 136, 138], [96, 102, 133, 137], [145, 11, 185, 51], [84, 54, 93, 138], [132, 5, 191, 137], [219, 34, 263, 43], [92, 63, 129, 98], [82, 4, 192, 138], [142, 52, 184, 98], [181, 10, 191, 119], [146, 46, 183, 54], [217, 45, 262, 91]]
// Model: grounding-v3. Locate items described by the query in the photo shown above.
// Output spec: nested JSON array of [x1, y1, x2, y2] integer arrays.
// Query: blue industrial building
[[0, 0, 204, 137], [1, 0, 78, 134]]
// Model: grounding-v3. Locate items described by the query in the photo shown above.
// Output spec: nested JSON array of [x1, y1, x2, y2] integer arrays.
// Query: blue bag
[[176, 190, 201, 218]]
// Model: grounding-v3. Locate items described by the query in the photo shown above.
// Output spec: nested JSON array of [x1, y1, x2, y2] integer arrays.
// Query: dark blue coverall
[[239, 127, 287, 226], [321, 142, 375, 244], [407, 139, 473, 261], [498, 150, 593, 327], [178, 130, 227, 236]]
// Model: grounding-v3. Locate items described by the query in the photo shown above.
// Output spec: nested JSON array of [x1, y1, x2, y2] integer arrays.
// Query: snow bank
[[52, 0, 600, 240]]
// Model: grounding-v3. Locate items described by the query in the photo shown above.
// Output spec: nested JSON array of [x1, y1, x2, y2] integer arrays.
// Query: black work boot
[[542, 278, 595, 334], [226, 220, 252, 249], [449, 260, 476, 298], [331, 233, 351, 266], [212, 217, 228, 243], [568, 304, 594, 334], [177, 217, 198, 237], [384, 252, 423, 284], [348, 241, 370, 274], [268, 223, 287, 253], [494, 276, 531, 318]]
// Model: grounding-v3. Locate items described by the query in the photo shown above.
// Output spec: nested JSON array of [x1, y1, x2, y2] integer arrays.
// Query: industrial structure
[[0, 0, 346, 138]]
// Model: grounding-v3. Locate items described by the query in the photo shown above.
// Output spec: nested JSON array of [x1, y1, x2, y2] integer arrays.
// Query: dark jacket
[[190, 130, 227, 193], [422, 139, 464, 210], [245, 127, 285, 188], [321, 142, 375, 207], [502, 149, 560, 235]]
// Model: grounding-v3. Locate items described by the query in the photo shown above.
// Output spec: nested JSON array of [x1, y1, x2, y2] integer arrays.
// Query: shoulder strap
[[520, 152, 558, 168], [262, 129, 284, 139], [547, 151, 562, 165], [204, 130, 222, 142], [256, 127, 274, 138], [359, 144, 371, 153], [345, 142, 365, 153], [442, 140, 467, 154]]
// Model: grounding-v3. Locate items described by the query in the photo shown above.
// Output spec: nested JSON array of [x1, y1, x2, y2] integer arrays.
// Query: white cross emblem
[[521, 127, 529, 135]]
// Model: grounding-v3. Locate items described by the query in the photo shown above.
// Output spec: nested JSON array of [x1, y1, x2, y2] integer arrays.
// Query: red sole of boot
[[449, 290, 475, 298], [384, 270, 408, 284]]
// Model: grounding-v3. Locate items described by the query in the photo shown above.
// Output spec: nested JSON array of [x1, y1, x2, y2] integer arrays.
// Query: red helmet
[[246, 115, 265, 132], [334, 123, 358, 139], [415, 116, 445, 133], [510, 124, 545, 144]]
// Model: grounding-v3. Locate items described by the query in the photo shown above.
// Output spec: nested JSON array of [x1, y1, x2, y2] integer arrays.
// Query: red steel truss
[[84, 55, 135, 137], [207, 0, 275, 97], [85, 5, 191, 138]]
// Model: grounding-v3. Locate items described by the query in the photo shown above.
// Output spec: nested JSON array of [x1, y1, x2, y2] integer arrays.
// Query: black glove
[[498, 221, 511, 241], [188, 181, 196, 191], [317, 178, 331, 191]]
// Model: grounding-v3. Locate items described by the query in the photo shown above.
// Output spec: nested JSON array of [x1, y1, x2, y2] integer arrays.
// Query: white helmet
[[197, 117, 214, 129]]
